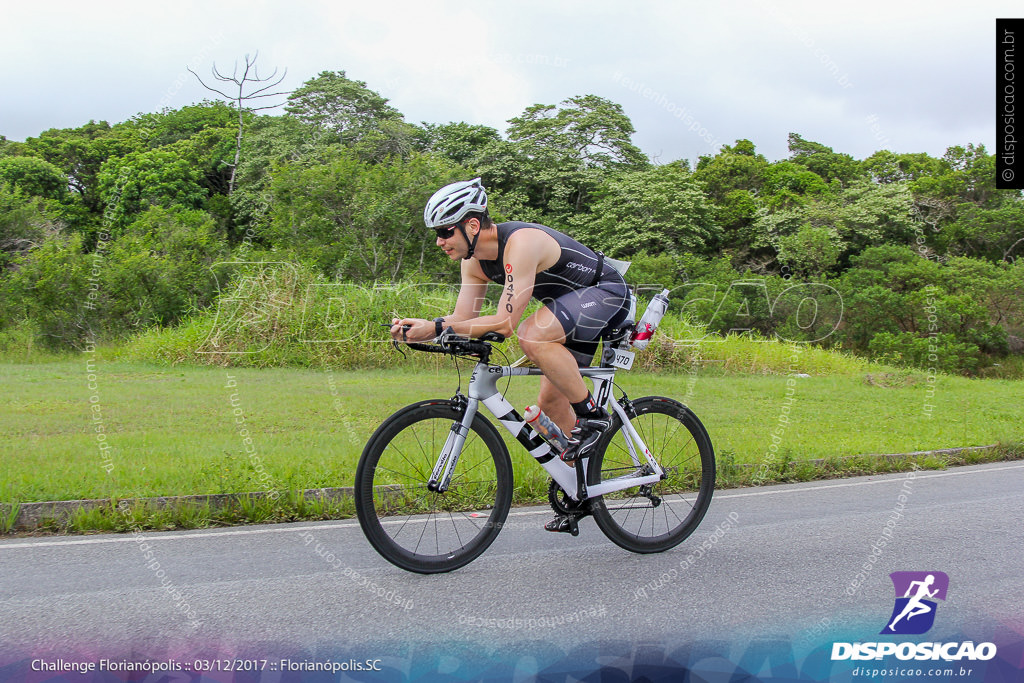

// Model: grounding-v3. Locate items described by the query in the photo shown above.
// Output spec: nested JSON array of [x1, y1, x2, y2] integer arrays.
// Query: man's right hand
[[390, 318, 435, 342]]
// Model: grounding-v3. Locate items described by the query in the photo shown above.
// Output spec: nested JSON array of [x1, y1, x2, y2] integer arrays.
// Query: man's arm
[[392, 230, 554, 342], [446, 258, 491, 322], [390, 259, 489, 342], [439, 231, 551, 338]]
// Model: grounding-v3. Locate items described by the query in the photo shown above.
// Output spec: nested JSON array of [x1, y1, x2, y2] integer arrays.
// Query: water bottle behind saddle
[[629, 289, 670, 350]]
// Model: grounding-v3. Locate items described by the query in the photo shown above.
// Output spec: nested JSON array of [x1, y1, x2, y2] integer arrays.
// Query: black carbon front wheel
[[354, 400, 513, 574], [587, 396, 715, 553]]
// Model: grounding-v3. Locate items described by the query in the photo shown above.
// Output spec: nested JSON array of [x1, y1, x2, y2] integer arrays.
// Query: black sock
[[571, 392, 601, 418]]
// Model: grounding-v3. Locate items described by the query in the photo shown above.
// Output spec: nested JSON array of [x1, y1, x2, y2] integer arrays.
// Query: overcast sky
[[1, 0, 1016, 165]]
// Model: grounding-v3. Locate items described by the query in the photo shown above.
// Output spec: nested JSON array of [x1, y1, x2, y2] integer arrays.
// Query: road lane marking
[[2, 463, 1022, 550], [712, 462, 1024, 499]]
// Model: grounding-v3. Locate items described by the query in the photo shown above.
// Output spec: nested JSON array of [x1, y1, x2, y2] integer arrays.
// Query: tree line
[[1, 68, 1021, 375]]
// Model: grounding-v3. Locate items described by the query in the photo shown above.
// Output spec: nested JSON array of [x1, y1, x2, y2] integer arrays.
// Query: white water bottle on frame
[[629, 289, 670, 350], [524, 405, 570, 453]]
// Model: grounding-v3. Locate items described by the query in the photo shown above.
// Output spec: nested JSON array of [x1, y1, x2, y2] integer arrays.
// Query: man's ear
[[466, 217, 480, 235]]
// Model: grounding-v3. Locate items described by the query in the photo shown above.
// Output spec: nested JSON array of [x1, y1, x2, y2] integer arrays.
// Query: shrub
[[868, 331, 981, 375]]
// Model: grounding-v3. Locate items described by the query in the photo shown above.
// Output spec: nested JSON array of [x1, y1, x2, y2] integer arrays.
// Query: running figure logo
[[881, 571, 949, 635]]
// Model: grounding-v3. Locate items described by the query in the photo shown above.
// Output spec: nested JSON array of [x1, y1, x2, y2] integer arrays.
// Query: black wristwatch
[[433, 317, 445, 337]]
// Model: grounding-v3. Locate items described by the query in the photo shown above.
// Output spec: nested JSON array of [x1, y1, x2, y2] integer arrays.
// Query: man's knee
[[518, 312, 564, 352], [517, 320, 539, 357], [517, 319, 554, 356]]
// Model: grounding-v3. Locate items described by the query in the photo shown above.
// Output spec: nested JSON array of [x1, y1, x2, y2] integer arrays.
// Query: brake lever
[[383, 323, 411, 359]]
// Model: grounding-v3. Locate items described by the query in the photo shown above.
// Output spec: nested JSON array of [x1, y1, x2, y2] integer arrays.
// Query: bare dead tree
[[912, 195, 955, 234], [188, 52, 288, 194], [1004, 236, 1024, 263]]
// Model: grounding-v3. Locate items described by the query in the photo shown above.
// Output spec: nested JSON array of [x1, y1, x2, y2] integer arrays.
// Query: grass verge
[[4, 357, 1022, 534], [4, 445, 1019, 535]]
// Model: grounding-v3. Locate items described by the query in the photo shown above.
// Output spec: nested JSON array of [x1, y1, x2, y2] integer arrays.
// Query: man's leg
[[519, 306, 610, 533], [518, 306, 609, 459], [537, 377, 576, 435], [517, 307, 589, 433]]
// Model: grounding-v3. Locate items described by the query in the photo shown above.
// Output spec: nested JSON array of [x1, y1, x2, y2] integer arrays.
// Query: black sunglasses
[[434, 220, 463, 240]]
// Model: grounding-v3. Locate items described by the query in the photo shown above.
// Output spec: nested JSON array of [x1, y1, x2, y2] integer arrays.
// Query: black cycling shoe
[[544, 514, 580, 536], [559, 410, 611, 462]]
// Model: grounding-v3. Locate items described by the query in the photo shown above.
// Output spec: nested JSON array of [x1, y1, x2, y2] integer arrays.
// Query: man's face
[[435, 219, 474, 260]]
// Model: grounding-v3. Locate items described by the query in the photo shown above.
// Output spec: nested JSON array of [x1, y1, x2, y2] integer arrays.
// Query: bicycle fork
[[427, 424, 465, 493]]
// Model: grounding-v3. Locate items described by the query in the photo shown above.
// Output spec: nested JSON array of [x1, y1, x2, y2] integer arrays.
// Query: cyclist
[[390, 178, 631, 530]]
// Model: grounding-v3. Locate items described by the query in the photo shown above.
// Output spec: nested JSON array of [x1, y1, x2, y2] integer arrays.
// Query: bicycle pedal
[[544, 514, 581, 536], [567, 516, 580, 536]]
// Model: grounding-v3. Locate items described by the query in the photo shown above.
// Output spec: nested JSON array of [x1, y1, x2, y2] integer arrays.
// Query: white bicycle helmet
[[423, 178, 488, 228]]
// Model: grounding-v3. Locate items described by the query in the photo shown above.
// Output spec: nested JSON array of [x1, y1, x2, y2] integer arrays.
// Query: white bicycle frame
[[429, 360, 665, 502]]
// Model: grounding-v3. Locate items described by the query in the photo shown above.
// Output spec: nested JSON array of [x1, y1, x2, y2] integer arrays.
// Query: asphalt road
[[2, 461, 1022, 679]]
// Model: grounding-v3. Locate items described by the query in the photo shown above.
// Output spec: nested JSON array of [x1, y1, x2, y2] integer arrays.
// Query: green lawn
[[2, 359, 1021, 504]]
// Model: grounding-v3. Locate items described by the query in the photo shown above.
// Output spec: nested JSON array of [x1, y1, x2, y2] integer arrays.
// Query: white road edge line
[[3, 463, 1022, 550], [713, 461, 1024, 498]]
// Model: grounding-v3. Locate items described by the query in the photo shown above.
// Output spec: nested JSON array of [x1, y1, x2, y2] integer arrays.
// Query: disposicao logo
[[831, 571, 997, 663], [881, 571, 948, 635]]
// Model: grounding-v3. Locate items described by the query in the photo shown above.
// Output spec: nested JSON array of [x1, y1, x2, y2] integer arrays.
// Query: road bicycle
[[354, 326, 715, 574]]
